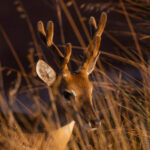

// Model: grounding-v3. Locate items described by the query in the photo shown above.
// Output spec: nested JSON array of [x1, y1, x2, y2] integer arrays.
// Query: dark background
[[0, 0, 150, 112]]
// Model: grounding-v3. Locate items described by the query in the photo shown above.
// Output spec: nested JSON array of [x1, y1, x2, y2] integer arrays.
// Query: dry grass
[[0, 0, 150, 149]]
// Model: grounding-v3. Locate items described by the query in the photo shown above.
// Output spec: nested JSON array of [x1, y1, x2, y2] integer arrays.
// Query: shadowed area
[[0, 0, 150, 150]]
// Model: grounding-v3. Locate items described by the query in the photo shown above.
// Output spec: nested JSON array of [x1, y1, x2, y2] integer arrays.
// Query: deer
[[36, 12, 107, 130]]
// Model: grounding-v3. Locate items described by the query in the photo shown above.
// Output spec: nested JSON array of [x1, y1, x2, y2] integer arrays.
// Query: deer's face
[[60, 72, 92, 105], [59, 72, 95, 122], [65, 73, 100, 127], [36, 12, 107, 129], [36, 60, 99, 129]]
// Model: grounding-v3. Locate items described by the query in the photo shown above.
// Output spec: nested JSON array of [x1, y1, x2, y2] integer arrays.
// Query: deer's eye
[[63, 90, 75, 101]]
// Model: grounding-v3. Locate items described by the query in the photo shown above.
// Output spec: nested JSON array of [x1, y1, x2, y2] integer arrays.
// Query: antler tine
[[46, 21, 54, 47], [37, 21, 47, 44], [96, 12, 107, 37], [89, 16, 97, 38], [89, 16, 97, 30], [61, 43, 72, 75]]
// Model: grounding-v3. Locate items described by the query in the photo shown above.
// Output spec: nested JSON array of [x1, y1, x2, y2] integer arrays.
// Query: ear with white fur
[[36, 60, 56, 86]]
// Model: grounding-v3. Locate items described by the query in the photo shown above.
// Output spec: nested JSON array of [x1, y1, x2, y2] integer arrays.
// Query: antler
[[80, 12, 107, 74], [37, 12, 107, 75], [37, 20, 72, 76], [37, 20, 64, 60], [61, 43, 72, 76]]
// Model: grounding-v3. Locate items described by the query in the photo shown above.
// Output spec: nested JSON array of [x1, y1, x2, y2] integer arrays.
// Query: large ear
[[36, 60, 56, 86], [87, 51, 100, 75]]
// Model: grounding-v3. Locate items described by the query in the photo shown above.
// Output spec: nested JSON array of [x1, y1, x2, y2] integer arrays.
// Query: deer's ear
[[36, 60, 56, 86], [87, 52, 100, 75]]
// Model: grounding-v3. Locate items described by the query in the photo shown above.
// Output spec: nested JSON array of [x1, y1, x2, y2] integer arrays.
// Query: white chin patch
[[84, 122, 96, 131], [85, 121, 101, 131]]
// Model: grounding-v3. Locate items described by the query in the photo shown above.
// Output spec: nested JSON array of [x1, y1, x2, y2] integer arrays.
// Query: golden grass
[[0, 0, 150, 149]]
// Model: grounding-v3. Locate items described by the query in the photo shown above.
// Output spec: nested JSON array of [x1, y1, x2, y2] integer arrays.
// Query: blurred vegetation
[[0, 0, 150, 149]]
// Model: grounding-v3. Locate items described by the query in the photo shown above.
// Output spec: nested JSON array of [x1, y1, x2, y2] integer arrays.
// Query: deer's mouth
[[84, 119, 101, 131], [85, 123, 97, 131], [76, 106, 101, 131], [75, 112, 101, 131]]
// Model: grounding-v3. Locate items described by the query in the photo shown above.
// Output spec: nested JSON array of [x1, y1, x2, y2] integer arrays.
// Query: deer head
[[36, 12, 107, 129]]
